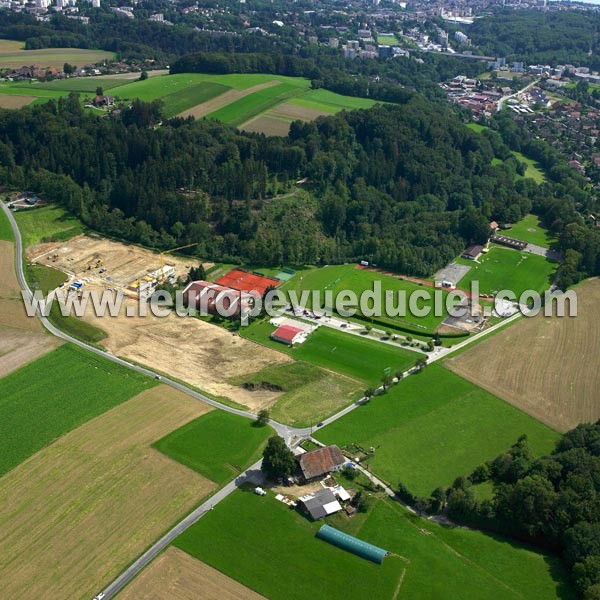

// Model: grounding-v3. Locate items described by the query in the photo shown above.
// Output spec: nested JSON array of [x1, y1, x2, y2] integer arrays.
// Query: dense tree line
[[431, 422, 600, 599], [468, 9, 600, 69]]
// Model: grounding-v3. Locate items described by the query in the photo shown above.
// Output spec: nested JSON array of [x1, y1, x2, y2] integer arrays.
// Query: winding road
[[0, 201, 530, 599]]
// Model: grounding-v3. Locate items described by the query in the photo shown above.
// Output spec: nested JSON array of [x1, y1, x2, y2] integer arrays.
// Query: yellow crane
[[159, 243, 196, 282]]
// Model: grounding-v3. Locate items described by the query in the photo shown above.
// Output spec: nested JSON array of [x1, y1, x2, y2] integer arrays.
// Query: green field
[[289, 88, 378, 112], [280, 264, 446, 334], [27, 263, 67, 294], [0, 39, 114, 69], [154, 410, 272, 484], [30, 77, 131, 93], [14, 204, 84, 249], [242, 321, 417, 386], [0, 204, 14, 241], [456, 245, 557, 297], [377, 35, 400, 46], [315, 364, 559, 496], [174, 488, 573, 600], [502, 214, 556, 248], [0, 344, 154, 476], [230, 361, 361, 427]]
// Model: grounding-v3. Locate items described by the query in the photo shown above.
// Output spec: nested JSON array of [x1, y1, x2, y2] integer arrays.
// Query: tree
[[394, 370, 404, 382], [140, 70, 149, 81], [95, 86, 103, 96], [188, 264, 206, 282], [381, 372, 393, 391], [262, 435, 296, 479], [414, 357, 427, 372], [364, 387, 375, 400], [256, 409, 270, 426], [353, 490, 371, 513]]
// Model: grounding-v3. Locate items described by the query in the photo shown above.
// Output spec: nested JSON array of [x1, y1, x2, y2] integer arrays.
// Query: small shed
[[316, 524, 389, 564]]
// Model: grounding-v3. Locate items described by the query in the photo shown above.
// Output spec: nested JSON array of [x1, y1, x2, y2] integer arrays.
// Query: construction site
[[30, 234, 206, 299]]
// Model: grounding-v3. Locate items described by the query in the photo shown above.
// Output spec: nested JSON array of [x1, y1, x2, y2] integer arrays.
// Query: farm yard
[[0, 386, 215, 600], [154, 410, 273, 484], [0, 71, 377, 134], [118, 547, 266, 600], [446, 278, 600, 432], [315, 364, 559, 497], [0, 39, 114, 69], [172, 488, 572, 600]]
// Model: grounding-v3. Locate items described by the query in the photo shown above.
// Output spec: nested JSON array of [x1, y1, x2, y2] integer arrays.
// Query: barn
[[297, 445, 345, 481], [271, 324, 305, 345]]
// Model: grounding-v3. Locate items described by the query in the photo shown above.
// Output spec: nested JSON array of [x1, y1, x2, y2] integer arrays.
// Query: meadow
[[174, 488, 573, 600], [315, 364, 560, 496], [0, 204, 14, 241], [153, 410, 272, 484], [456, 245, 557, 296], [242, 321, 417, 386], [0, 343, 154, 475], [14, 204, 84, 249], [503, 214, 556, 247]]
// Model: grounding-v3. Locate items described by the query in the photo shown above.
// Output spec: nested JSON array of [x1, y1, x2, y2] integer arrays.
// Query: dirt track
[[119, 547, 265, 600], [0, 386, 215, 600], [446, 278, 600, 432], [177, 80, 281, 120]]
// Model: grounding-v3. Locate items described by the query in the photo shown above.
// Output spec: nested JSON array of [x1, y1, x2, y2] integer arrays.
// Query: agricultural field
[[315, 364, 559, 496], [229, 361, 362, 427], [242, 321, 417, 386], [446, 277, 600, 432], [0, 343, 154, 475], [119, 547, 266, 600], [280, 263, 447, 334], [0, 39, 114, 69], [455, 245, 558, 297], [503, 214, 556, 248], [0, 386, 215, 600], [0, 94, 35, 108], [173, 488, 573, 600], [154, 410, 272, 484]]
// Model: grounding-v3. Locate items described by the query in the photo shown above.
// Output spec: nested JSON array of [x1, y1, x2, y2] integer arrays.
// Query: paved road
[[497, 78, 540, 111]]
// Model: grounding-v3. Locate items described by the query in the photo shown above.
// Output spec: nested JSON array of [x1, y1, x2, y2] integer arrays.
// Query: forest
[[0, 94, 597, 283], [438, 422, 600, 600]]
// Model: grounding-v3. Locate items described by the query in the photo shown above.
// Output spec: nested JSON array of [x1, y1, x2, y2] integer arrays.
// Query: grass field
[[242, 321, 417, 386], [230, 361, 362, 427], [15, 204, 84, 249], [30, 77, 131, 92], [280, 264, 446, 334], [446, 277, 600, 432], [456, 245, 557, 296], [154, 410, 272, 484], [376, 35, 400, 46], [503, 214, 556, 247], [0, 343, 154, 475], [174, 488, 573, 600], [0, 204, 14, 241], [0, 39, 114, 69], [26, 263, 67, 294], [315, 364, 559, 496], [0, 386, 215, 600]]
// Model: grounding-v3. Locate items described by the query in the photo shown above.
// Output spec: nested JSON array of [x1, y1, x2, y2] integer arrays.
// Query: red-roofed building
[[271, 324, 304, 345]]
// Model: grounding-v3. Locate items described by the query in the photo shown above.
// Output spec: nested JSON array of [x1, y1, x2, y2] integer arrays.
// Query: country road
[[1, 200, 530, 599]]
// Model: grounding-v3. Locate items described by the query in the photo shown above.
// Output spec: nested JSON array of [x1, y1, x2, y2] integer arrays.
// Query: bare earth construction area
[[0, 386, 215, 600], [446, 278, 600, 431], [119, 547, 266, 600]]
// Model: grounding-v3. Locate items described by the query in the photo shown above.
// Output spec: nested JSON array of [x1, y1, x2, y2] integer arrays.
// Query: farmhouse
[[182, 280, 252, 317], [271, 324, 305, 345], [298, 488, 342, 520], [462, 244, 484, 260], [298, 445, 345, 481]]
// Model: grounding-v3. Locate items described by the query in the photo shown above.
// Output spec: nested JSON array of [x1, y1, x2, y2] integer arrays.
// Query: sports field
[[503, 214, 556, 247], [0, 343, 154, 475], [154, 410, 272, 484], [0, 386, 215, 600], [242, 321, 417, 386], [456, 245, 557, 296], [315, 364, 559, 496], [281, 264, 447, 334], [446, 278, 600, 432], [0, 39, 114, 69], [230, 361, 362, 427], [173, 488, 573, 600], [377, 35, 400, 46]]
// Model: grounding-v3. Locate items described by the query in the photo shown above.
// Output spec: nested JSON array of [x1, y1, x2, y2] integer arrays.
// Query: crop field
[[315, 364, 559, 496], [503, 214, 556, 247], [0, 386, 215, 600], [0, 94, 35, 108], [14, 204, 84, 251], [0, 39, 114, 69], [456, 246, 557, 296], [154, 410, 272, 484], [173, 489, 573, 600], [30, 77, 131, 92], [0, 343, 154, 475], [119, 547, 266, 600], [242, 321, 417, 386], [281, 264, 447, 334], [446, 278, 600, 432], [230, 361, 362, 427]]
